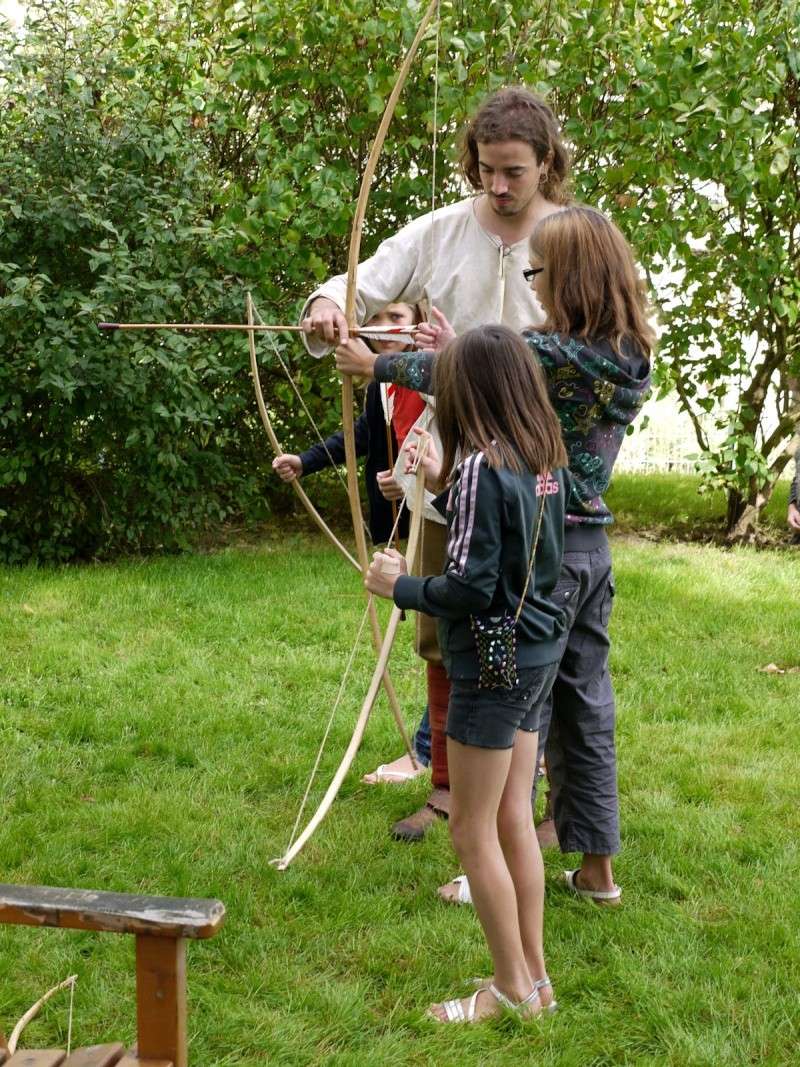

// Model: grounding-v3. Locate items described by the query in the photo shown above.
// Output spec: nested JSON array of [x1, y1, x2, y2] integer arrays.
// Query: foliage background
[[1, 0, 798, 561]]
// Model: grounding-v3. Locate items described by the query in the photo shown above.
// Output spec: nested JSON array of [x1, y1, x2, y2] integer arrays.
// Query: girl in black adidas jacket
[[366, 325, 568, 1024]]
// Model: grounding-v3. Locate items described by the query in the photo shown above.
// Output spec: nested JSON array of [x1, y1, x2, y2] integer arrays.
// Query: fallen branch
[[7, 974, 77, 1055]]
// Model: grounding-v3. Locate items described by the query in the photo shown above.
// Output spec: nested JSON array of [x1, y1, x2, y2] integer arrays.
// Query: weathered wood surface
[[115, 1057, 172, 1067], [0, 886, 225, 940], [6, 1052, 66, 1066], [2, 1049, 171, 1067], [135, 937, 186, 1067], [62, 1046, 125, 1066]]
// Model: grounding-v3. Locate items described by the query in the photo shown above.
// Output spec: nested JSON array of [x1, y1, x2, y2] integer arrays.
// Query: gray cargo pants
[[536, 539, 621, 856]]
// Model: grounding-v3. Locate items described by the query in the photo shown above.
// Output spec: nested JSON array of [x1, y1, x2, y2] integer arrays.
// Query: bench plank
[[0, 886, 224, 940], [116, 1058, 172, 1067], [62, 1045, 125, 1067], [6, 1053, 66, 1067]]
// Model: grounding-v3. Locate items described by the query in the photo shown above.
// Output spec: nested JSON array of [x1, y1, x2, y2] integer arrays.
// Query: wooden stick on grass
[[7, 974, 77, 1055]]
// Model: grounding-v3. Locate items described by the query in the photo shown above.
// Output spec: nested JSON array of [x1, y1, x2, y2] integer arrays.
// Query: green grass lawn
[[306, 470, 796, 546], [605, 471, 794, 541], [2, 514, 799, 1064]]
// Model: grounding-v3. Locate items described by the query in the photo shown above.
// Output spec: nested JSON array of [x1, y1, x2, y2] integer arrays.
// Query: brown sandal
[[391, 788, 450, 841]]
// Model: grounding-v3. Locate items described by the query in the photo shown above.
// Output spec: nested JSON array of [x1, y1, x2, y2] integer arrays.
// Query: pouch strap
[[513, 471, 549, 624]]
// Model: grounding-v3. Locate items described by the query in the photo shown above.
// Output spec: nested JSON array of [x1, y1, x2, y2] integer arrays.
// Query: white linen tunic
[[300, 196, 546, 356], [300, 196, 547, 521]]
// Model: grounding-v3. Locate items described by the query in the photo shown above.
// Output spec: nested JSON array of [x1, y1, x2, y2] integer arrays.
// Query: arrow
[[99, 321, 420, 344]]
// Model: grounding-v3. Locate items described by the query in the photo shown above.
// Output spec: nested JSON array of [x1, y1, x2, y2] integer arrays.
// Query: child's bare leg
[[465, 730, 554, 1008], [497, 729, 550, 1001], [429, 737, 535, 1021]]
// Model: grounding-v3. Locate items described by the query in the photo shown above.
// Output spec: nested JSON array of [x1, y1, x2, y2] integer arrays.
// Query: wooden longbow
[[272, 444, 429, 870], [272, 0, 440, 868], [245, 294, 361, 571]]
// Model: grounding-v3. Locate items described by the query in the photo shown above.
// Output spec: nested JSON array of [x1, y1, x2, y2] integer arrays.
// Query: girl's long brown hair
[[530, 206, 656, 358], [434, 325, 567, 483]]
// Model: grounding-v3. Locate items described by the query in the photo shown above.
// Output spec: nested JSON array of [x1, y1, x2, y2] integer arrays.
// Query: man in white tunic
[[301, 88, 568, 350], [300, 86, 572, 853]]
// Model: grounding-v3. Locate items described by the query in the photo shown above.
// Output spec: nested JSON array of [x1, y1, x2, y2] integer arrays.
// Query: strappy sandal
[[564, 868, 622, 904], [533, 976, 558, 1014], [428, 982, 541, 1024], [437, 873, 472, 905], [469, 975, 558, 1014], [361, 761, 426, 784]]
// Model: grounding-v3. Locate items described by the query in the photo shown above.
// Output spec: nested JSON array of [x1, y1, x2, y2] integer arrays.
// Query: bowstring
[[283, 441, 428, 851], [415, 0, 439, 712], [429, 0, 441, 280], [66, 976, 75, 1057], [285, 601, 372, 851], [278, 0, 443, 849], [251, 297, 372, 544]]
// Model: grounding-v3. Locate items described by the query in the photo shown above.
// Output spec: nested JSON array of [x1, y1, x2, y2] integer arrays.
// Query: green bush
[[0, 0, 453, 561], [3, 0, 796, 560], [0, 3, 260, 560]]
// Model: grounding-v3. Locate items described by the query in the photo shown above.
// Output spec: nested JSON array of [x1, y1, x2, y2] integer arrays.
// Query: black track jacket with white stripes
[[393, 452, 568, 680]]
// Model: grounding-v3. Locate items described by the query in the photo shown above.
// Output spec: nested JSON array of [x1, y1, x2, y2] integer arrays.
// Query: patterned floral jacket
[[373, 331, 651, 530]]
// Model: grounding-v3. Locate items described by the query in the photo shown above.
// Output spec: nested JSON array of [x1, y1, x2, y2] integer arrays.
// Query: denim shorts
[[446, 662, 559, 750]]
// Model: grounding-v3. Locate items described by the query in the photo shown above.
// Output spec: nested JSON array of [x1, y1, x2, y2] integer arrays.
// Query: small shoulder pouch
[[469, 474, 548, 690]]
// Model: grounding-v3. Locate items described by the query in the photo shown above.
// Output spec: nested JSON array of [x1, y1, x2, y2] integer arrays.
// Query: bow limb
[[248, 293, 415, 763], [338, 0, 439, 764], [272, 456, 429, 871], [343, 0, 440, 328], [7, 976, 77, 1055], [340, 0, 439, 543], [246, 293, 360, 572]]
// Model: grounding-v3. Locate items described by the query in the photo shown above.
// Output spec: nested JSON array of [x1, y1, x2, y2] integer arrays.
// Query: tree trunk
[[727, 499, 760, 542], [726, 487, 745, 532], [726, 478, 778, 542]]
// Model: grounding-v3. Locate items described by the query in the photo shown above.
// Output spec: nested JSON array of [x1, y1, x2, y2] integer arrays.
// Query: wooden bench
[[0, 884, 225, 1067]]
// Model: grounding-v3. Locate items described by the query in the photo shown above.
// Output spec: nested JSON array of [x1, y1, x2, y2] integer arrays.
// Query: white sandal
[[361, 760, 426, 784], [533, 975, 559, 1014], [429, 982, 541, 1024], [564, 868, 622, 904], [438, 873, 472, 905], [469, 974, 558, 1014]]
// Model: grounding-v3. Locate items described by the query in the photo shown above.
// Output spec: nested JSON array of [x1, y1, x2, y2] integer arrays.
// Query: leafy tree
[[2, 0, 797, 561], [443, 0, 799, 538], [221, 0, 800, 540], [0, 0, 466, 561], [569, 0, 800, 540]]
